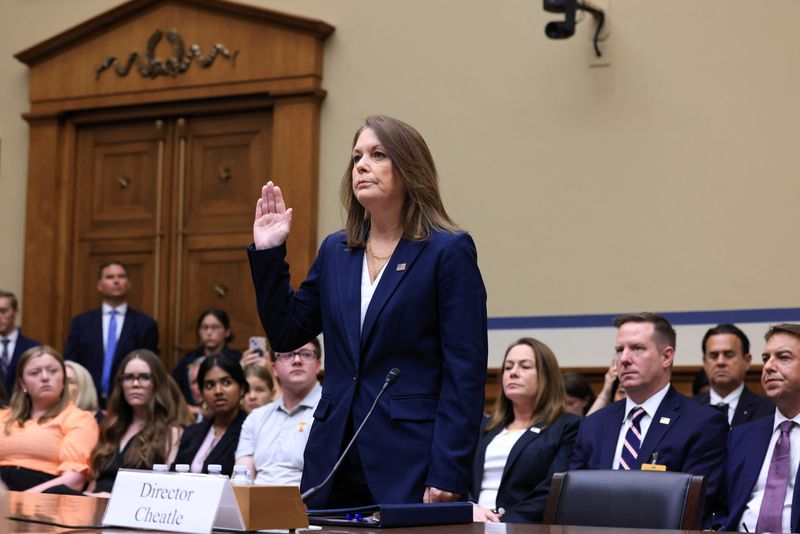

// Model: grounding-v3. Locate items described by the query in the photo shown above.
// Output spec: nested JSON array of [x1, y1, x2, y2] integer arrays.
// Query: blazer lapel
[[501, 424, 544, 480], [360, 239, 427, 351], [91, 309, 105, 375], [115, 309, 132, 358], [638, 387, 680, 467], [334, 237, 362, 371], [732, 387, 756, 426]]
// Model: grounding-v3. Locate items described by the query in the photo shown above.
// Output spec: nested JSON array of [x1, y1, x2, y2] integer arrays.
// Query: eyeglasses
[[274, 349, 317, 362], [121, 373, 152, 384]]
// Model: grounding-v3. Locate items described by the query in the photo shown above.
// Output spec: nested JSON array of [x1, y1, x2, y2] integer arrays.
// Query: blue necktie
[[619, 407, 646, 470], [102, 310, 118, 396]]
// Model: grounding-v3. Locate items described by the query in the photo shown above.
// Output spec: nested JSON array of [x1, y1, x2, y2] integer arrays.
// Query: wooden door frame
[[16, 0, 332, 352]]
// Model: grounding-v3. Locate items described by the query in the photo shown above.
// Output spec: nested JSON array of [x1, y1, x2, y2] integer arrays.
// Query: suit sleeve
[[425, 233, 488, 495], [502, 417, 581, 524], [683, 410, 729, 519], [567, 418, 591, 470], [247, 241, 323, 352]]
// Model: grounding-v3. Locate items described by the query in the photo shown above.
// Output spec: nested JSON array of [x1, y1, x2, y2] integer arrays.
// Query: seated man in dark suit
[[0, 290, 40, 395], [722, 323, 800, 533], [569, 313, 729, 510], [64, 261, 158, 402], [694, 323, 773, 427]]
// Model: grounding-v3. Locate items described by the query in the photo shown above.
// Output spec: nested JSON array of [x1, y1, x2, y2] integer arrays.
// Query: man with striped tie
[[569, 313, 728, 510]]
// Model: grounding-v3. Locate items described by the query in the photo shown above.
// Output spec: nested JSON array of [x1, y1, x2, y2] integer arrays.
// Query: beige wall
[[1, 1, 798, 360]]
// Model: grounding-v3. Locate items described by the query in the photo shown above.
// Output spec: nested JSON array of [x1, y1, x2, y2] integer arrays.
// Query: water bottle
[[231, 464, 253, 485], [175, 464, 190, 474], [207, 464, 225, 477]]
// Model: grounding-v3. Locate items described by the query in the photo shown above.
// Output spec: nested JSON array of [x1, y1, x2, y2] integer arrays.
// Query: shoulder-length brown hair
[[339, 115, 460, 248], [485, 337, 566, 432], [91, 350, 184, 478], [3, 345, 70, 435]]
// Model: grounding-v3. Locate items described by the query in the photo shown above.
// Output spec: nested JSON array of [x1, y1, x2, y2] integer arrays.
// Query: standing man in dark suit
[[694, 323, 773, 427], [64, 261, 158, 402], [569, 313, 728, 508], [0, 290, 40, 395], [722, 323, 800, 533]]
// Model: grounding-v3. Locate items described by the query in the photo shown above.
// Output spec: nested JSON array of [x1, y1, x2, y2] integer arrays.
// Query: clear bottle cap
[[152, 464, 168, 472], [207, 464, 223, 474], [175, 464, 190, 473]]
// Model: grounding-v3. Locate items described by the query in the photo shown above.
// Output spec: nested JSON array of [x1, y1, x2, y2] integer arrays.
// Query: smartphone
[[248, 336, 267, 357]]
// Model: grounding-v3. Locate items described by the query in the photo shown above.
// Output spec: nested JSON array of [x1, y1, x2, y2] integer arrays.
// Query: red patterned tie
[[756, 420, 795, 533]]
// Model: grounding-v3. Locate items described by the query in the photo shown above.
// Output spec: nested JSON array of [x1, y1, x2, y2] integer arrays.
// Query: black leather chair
[[543, 470, 706, 530]]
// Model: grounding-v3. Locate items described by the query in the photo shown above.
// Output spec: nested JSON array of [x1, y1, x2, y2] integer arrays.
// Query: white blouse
[[477, 428, 526, 509]]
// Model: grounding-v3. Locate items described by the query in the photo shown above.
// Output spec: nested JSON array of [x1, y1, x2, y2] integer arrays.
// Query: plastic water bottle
[[207, 464, 225, 477], [175, 464, 190, 474], [152, 464, 168, 472], [231, 465, 252, 485]]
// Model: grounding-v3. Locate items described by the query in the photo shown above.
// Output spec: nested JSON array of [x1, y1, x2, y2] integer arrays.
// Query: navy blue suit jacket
[[64, 307, 158, 399], [172, 410, 247, 476], [720, 410, 800, 532], [249, 230, 488, 508], [693, 386, 774, 427], [569, 386, 728, 508], [471, 413, 580, 523], [3, 332, 39, 394]]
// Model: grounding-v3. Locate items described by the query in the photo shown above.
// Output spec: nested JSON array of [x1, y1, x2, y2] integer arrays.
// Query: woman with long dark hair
[[173, 354, 247, 474], [87, 350, 186, 495], [172, 309, 241, 406], [471, 338, 580, 523]]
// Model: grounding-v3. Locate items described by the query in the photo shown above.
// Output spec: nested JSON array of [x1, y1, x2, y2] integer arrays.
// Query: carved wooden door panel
[[72, 120, 168, 320], [71, 111, 273, 367], [170, 112, 272, 357]]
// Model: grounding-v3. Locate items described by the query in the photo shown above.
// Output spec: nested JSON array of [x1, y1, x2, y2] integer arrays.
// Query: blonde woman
[[0, 346, 98, 492], [65, 360, 99, 413]]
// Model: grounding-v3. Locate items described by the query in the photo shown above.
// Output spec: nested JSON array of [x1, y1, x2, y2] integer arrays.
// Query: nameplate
[[102, 469, 245, 534]]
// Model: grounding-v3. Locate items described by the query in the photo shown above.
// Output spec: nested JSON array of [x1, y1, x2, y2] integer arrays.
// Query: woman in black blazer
[[173, 354, 247, 475], [471, 337, 580, 524]]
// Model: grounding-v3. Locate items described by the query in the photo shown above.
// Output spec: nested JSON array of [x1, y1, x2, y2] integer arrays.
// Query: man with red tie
[[722, 323, 800, 533]]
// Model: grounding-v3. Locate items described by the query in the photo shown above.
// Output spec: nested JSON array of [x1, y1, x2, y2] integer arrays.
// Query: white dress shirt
[[739, 411, 800, 533], [360, 254, 386, 331], [101, 302, 126, 351], [710, 382, 744, 426], [612, 383, 671, 469]]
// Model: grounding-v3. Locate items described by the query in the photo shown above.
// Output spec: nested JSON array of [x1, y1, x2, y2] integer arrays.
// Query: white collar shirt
[[612, 383, 671, 469], [101, 302, 127, 351]]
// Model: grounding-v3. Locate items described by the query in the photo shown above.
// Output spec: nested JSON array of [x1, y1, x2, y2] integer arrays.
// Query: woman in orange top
[[0, 346, 98, 492]]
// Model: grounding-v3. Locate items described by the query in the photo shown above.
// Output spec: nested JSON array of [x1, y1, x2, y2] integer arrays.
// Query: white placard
[[102, 469, 245, 534]]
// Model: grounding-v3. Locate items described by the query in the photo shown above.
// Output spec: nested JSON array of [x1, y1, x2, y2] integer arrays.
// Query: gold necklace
[[366, 239, 393, 261]]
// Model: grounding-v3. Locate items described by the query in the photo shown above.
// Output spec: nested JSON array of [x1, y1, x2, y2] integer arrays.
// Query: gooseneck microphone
[[300, 368, 401, 503]]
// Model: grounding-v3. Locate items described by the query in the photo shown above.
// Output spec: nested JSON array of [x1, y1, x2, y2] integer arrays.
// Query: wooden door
[[72, 110, 273, 369]]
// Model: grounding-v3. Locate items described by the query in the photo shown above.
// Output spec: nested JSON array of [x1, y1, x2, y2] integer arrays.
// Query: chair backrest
[[543, 470, 706, 530]]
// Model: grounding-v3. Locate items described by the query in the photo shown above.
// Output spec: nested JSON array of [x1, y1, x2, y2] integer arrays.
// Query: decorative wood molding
[[96, 29, 238, 79]]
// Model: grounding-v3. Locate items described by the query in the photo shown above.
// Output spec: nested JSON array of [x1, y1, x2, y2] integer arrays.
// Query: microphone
[[301, 368, 401, 503]]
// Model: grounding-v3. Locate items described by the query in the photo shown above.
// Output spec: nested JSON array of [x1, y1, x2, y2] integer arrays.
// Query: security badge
[[641, 417, 670, 471]]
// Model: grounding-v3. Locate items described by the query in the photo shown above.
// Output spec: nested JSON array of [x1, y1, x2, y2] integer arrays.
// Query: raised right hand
[[253, 181, 293, 250]]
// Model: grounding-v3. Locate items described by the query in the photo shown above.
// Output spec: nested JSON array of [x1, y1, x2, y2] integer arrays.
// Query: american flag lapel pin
[[396, 263, 406, 271]]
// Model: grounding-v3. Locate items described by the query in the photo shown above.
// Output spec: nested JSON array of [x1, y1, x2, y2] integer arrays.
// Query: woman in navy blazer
[[173, 354, 247, 475], [249, 116, 487, 508], [471, 338, 580, 523]]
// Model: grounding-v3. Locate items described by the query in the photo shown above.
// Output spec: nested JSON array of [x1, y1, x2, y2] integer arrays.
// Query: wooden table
[[6, 491, 713, 533]]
